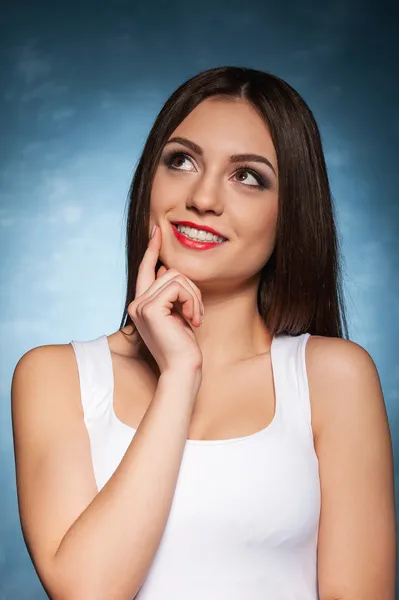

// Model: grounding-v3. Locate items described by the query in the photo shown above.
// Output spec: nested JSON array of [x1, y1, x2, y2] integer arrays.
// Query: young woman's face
[[150, 97, 279, 290]]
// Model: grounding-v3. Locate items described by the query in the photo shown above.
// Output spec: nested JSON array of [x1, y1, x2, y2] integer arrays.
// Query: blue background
[[1, 0, 398, 597]]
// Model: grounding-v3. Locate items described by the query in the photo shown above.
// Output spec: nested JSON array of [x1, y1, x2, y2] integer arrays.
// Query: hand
[[128, 225, 204, 375]]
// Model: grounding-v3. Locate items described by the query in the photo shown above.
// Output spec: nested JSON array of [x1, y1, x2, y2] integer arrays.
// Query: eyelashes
[[162, 150, 271, 190]]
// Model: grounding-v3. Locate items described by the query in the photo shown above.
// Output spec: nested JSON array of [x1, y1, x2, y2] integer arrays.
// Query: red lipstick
[[172, 221, 227, 240], [171, 222, 228, 251]]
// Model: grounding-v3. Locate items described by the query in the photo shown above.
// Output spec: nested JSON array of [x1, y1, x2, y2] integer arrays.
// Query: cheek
[[150, 169, 187, 212], [261, 195, 278, 234], [149, 171, 165, 211], [262, 205, 278, 244], [241, 197, 278, 239], [239, 202, 278, 264]]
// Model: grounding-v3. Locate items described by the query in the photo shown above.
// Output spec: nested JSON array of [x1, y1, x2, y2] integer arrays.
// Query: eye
[[164, 151, 195, 171], [233, 167, 269, 190], [163, 151, 270, 190]]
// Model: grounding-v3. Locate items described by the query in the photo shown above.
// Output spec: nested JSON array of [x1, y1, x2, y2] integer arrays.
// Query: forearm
[[54, 368, 200, 600]]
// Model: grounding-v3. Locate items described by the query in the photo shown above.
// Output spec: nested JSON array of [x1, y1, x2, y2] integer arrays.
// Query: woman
[[11, 66, 396, 599]]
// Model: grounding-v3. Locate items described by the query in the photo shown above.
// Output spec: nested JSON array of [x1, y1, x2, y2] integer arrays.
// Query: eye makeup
[[162, 149, 272, 190]]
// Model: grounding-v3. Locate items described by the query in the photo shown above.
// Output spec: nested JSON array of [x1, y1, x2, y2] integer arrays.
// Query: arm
[[11, 343, 200, 600], [306, 336, 397, 600]]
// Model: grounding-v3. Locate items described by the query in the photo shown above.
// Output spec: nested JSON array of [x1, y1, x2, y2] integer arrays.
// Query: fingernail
[[150, 225, 156, 239], [200, 303, 204, 315]]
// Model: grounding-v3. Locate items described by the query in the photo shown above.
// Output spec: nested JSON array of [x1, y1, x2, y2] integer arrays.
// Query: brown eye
[[235, 170, 258, 185], [233, 167, 269, 190], [162, 151, 270, 190], [164, 151, 194, 171]]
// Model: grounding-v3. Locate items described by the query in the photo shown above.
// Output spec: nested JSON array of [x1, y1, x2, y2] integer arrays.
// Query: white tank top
[[70, 332, 321, 599]]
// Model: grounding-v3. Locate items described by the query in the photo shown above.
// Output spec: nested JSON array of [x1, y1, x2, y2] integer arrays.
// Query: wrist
[[159, 365, 202, 393]]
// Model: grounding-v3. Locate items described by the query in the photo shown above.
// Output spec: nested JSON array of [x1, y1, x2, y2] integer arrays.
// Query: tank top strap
[[271, 332, 313, 442], [70, 335, 113, 427]]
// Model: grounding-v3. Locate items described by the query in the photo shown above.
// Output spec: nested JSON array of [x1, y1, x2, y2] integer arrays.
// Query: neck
[[119, 279, 272, 372], [193, 290, 272, 370]]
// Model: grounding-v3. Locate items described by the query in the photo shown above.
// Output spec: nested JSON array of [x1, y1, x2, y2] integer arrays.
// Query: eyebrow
[[164, 136, 277, 176]]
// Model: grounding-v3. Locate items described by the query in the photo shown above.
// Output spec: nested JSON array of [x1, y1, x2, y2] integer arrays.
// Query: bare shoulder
[[12, 342, 83, 418], [305, 334, 378, 381], [304, 338, 396, 598], [14, 341, 78, 373], [305, 335, 384, 443], [11, 342, 98, 598]]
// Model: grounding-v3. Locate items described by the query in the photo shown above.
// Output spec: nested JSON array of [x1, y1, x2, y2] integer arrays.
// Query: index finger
[[135, 225, 161, 299]]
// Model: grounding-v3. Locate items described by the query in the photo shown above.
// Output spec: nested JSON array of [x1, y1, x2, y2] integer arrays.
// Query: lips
[[171, 222, 226, 250], [172, 220, 228, 240]]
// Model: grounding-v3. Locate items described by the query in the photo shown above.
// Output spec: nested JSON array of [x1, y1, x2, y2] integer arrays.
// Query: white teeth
[[176, 224, 225, 243]]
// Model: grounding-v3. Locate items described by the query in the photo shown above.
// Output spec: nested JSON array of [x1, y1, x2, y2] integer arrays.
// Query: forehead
[[170, 97, 276, 161]]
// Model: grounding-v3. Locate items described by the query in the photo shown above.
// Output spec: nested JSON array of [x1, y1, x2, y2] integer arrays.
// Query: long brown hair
[[119, 66, 349, 339]]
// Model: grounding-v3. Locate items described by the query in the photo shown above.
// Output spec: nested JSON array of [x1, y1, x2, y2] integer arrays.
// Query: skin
[[118, 96, 396, 597], [147, 96, 279, 370], [11, 96, 396, 598]]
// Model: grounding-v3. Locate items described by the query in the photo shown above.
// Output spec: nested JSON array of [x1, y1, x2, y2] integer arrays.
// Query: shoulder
[[305, 334, 377, 377], [304, 335, 383, 442], [12, 343, 83, 419], [304, 336, 396, 598], [11, 345, 99, 596], [13, 342, 78, 383]]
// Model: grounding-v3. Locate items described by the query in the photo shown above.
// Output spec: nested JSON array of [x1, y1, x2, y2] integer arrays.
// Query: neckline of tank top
[[100, 332, 283, 447]]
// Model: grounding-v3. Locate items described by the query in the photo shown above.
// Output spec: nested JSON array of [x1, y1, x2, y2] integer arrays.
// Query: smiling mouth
[[171, 222, 228, 250], [172, 223, 227, 242]]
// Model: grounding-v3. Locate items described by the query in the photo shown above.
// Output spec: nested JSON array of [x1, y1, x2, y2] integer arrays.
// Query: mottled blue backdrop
[[1, 0, 398, 597]]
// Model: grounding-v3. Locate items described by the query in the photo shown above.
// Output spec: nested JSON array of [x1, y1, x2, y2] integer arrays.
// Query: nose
[[185, 173, 224, 216]]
